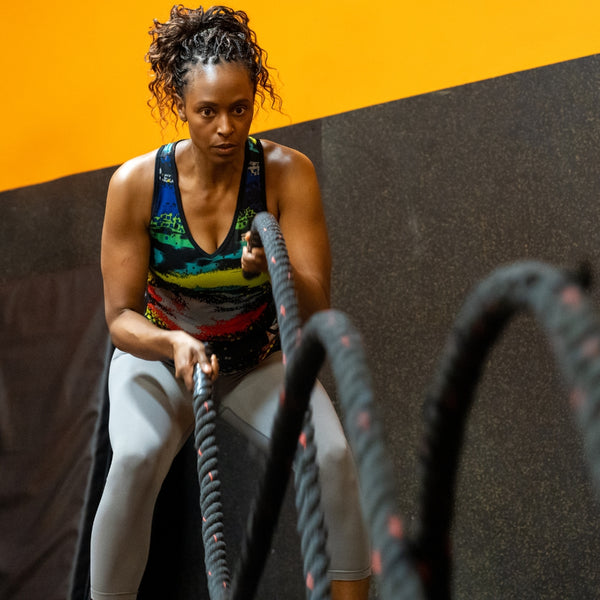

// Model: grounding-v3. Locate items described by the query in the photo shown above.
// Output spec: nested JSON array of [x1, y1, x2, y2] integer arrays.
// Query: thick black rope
[[232, 212, 428, 598], [192, 364, 230, 599], [230, 212, 331, 600], [287, 310, 426, 600], [193, 216, 600, 600], [410, 260, 600, 599]]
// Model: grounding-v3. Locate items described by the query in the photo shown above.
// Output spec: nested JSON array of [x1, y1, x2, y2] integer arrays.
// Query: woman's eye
[[200, 108, 214, 117], [233, 105, 247, 115]]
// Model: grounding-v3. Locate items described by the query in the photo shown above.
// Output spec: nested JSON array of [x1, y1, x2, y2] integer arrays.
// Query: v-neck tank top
[[144, 136, 280, 374]]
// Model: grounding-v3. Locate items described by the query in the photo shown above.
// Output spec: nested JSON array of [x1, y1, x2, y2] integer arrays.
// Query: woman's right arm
[[100, 154, 218, 389]]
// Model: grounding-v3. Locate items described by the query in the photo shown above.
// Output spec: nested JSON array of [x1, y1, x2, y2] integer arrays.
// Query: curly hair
[[146, 5, 281, 127]]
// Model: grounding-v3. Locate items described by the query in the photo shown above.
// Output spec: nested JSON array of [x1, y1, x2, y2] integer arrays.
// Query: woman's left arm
[[243, 140, 332, 321]]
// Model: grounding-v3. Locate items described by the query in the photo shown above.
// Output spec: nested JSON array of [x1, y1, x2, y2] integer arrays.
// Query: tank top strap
[[237, 136, 267, 217], [152, 142, 180, 226]]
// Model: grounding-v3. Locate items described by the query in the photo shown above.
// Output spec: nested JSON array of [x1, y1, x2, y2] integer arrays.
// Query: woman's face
[[176, 61, 255, 162]]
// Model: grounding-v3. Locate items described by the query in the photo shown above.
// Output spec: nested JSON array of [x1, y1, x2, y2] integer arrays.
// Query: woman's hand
[[241, 231, 268, 275], [171, 330, 219, 391]]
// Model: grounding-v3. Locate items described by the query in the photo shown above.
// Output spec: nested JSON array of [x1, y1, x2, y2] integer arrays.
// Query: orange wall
[[1, 1, 599, 191]]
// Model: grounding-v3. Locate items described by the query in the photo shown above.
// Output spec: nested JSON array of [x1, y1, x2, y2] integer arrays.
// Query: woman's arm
[[243, 140, 331, 321], [101, 153, 218, 389]]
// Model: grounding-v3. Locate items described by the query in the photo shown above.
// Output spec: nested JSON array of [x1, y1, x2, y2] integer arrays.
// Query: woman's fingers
[[209, 354, 220, 380], [242, 233, 267, 274]]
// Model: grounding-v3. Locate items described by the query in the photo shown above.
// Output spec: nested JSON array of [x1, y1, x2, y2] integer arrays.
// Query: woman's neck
[[176, 138, 246, 190]]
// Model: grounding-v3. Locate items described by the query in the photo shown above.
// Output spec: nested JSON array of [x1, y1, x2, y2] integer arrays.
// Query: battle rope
[[230, 212, 331, 600], [192, 365, 230, 598], [193, 215, 600, 600], [410, 260, 600, 599], [284, 309, 426, 600]]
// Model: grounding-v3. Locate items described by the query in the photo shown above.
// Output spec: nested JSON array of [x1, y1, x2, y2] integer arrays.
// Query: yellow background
[[1, 1, 599, 191]]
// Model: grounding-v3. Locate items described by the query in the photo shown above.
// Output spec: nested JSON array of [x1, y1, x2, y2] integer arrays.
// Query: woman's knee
[[317, 437, 359, 496], [315, 436, 371, 577], [107, 444, 169, 497]]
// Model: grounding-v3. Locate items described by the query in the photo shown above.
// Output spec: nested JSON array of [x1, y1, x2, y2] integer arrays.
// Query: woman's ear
[[174, 95, 187, 122]]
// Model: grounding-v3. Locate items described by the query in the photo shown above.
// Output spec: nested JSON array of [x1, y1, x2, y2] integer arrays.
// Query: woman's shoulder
[[257, 139, 320, 215], [106, 149, 165, 215], [110, 148, 160, 191], [258, 138, 315, 174], [105, 148, 165, 222]]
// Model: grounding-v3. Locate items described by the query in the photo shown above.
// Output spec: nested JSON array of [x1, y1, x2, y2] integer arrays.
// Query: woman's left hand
[[241, 231, 268, 275]]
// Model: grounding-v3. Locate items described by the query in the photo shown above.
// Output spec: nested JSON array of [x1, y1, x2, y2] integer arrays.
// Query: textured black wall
[[2, 53, 600, 599]]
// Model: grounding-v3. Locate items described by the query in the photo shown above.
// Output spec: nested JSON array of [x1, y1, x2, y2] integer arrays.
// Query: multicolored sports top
[[145, 136, 280, 374]]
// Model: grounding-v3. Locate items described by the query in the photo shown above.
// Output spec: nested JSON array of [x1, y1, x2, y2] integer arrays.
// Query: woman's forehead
[[183, 61, 255, 102], [187, 61, 251, 83]]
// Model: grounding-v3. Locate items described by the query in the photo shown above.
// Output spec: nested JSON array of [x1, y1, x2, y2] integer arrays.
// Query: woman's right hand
[[171, 330, 219, 391]]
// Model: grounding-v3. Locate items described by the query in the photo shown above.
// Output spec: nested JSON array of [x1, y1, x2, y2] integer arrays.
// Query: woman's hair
[[146, 4, 281, 127]]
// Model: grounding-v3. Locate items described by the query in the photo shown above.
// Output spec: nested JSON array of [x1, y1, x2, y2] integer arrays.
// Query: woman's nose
[[217, 114, 234, 136]]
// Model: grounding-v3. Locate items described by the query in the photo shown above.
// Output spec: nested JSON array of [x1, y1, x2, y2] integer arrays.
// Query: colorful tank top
[[145, 136, 280, 374]]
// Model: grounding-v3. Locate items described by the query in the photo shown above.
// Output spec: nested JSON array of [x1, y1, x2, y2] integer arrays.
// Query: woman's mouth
[[214, 143, 237, 155]]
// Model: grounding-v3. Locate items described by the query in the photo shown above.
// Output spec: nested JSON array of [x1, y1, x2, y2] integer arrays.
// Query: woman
[[90, 5, 370, 599]]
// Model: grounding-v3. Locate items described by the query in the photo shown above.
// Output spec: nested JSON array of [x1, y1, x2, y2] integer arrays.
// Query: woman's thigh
[[108, 349, 195, 464], [217, 351, 350, 470]]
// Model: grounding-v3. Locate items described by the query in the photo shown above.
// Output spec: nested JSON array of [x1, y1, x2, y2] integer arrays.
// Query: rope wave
[[193, 214, 600, 600]]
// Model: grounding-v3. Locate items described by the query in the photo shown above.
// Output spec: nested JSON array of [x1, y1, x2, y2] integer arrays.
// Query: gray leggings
[[90, 350, 370, 599]]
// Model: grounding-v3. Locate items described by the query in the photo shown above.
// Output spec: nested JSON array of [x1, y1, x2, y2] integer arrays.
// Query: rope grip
[[242, 229, 264, 280]]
